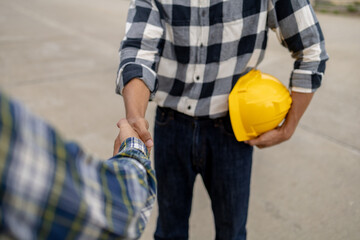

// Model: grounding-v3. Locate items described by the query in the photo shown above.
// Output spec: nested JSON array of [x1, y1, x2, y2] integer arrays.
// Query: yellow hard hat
[[228, 70, 292, 141]]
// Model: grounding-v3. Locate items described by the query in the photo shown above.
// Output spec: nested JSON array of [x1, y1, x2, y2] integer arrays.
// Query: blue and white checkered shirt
[[0, 92, 156, 239], [116, 0, 328, 118]]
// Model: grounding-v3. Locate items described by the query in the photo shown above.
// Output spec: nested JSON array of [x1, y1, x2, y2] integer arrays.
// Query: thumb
[[244, 137, 259, 147], [127, 118, 154, 152], [138, 127, 154, 150]]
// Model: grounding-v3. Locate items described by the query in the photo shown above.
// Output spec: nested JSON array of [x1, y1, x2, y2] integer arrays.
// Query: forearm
[[111, 137, 156, 237], [100, 137, 156, 238], [281, 91, 314, 139], [117, 78, 154, 151], [123, 78, 151, 120]]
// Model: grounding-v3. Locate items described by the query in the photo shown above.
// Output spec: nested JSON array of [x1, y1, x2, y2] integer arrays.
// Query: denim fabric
[[153, 107, 253, 240]]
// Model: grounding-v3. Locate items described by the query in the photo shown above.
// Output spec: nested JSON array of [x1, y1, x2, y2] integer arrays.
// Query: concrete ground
[[0, 0, 359, 239]]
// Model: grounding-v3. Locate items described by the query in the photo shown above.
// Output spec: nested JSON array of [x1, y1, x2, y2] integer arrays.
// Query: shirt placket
[[185, 1, 208, 115], [193, 2, 207, 83]]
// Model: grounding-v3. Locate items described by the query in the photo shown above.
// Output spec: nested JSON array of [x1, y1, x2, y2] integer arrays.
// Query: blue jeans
[[154, 107, 253, 240]]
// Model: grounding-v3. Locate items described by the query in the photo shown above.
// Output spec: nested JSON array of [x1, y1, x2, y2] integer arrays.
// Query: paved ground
[[1, 0, 359, 239]]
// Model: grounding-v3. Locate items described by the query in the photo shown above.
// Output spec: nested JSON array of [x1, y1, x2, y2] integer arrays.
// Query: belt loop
[[169, 108, 174, 119], [214, 118, 222, 128]]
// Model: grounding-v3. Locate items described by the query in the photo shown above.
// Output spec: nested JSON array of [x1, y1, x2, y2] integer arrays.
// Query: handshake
[[113, 118, 154, 156]]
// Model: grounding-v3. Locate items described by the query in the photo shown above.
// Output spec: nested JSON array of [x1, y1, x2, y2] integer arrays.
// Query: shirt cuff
[[116, 63, 158, 100], [290, 69, 323, 93], [118, 137, 149, 159]]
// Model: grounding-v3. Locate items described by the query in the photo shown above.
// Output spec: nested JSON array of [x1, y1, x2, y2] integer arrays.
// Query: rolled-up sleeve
[[116, 0, 165, 99], [267, 0, 329, 93]]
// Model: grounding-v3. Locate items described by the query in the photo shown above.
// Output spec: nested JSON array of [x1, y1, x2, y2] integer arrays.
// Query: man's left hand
[[244, 123, 293, 148], [245, 91, 315, 149]]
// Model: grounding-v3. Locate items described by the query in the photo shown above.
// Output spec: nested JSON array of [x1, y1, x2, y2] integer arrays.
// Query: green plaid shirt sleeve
[[0, 92, 156, 239]]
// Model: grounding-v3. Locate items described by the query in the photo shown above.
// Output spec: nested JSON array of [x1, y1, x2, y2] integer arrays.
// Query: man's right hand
[[126, 117, 153, 151], [113, 117, 153, 156]]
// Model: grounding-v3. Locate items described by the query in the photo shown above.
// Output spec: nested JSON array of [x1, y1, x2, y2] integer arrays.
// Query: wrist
[[126, 116, 146, 124], [123, 78, 150, 118], [280, 117, 297, 140], [126, 114, 144, 121], [125, 117, 150, 132]]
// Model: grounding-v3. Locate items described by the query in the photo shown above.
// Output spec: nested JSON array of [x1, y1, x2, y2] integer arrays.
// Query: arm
[[99, 119, 156, 238], [114, 78, 152, 155], [0, 92, 156, 239], [93, 120, 156, 238], [247, 0, 329, 148], [102, 137, 156, 239], [114, 0, 164, 153]]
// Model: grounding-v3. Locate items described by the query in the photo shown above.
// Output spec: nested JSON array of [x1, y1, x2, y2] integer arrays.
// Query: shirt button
[[196, 76, 200, 81], [200, 43, 204, 48], [202, 10, 206, 17], [187, 105, 192, 110]]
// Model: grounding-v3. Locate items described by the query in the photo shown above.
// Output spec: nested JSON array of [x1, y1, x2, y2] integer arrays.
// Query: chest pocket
[[155, 0, 191, 26], [213, 0, 262, 23], [156, 0, 263, 25]]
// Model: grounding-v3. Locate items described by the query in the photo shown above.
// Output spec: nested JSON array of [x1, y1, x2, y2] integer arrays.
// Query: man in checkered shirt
[[114, 0, 328, 239]]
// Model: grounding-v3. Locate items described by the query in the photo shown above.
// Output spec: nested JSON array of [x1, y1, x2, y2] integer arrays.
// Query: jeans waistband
[[157, 106, 231, 125]]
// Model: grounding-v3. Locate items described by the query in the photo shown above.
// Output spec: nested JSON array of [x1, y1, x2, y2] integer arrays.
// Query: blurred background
[[0, 0, 359, 239]]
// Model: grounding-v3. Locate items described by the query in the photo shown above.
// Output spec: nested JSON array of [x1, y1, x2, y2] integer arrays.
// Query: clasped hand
[[113, 118, 154, 156]]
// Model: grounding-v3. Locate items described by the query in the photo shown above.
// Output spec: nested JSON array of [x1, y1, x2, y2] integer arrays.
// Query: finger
[[113, 136, 121, 156], [132, 120, 153, 148], [117, 118, 130, 128], [135, 127, 153, 153], [246, 137, 272, 148], [114, 119, 139, 156], [120, 119, 141, 142], [255, 144, 266, 149], [118, 118, 133, 131], [138, 128, 153, 149], [245, 137, 260, 147], [124, 118, 153, 152]]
